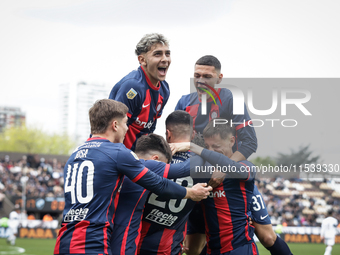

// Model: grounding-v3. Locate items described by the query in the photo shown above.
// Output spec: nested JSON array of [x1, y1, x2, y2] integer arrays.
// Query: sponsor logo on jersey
[[142, 103, 150, 108], [135, 117, 154, 129], [64, 208, 89, 222], [126, 88, 137, 99], [209, 190, 226, 198], [145, 209, 178, 227]]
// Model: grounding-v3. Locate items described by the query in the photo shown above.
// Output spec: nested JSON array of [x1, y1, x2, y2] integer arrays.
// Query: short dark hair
[[89, 99, 128, 134], [195, 55, 221, 71], [165, 110, 193, 138], [135, 134, 172, 163], [203, 119, 235, 140]]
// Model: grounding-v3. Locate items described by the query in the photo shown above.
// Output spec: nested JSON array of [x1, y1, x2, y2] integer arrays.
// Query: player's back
[[138, 151, 197, 255], [55, 138, 128, 255]]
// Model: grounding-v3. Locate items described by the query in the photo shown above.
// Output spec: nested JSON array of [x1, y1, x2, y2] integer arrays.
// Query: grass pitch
[[0, 238, 339, 254]]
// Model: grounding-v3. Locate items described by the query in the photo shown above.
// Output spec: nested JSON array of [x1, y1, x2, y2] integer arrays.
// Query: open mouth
[[196, 82, 209, 93], [158, 67, 167, 76]]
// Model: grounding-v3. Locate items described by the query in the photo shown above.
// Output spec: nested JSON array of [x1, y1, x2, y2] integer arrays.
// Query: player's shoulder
[[176, 92, 198, 109], [115, 67, 147, 92], [219, 88, 234, 101]]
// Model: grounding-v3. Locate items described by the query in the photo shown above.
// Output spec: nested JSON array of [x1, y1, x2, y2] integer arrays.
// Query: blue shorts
[[214, 242, 258, 255], [187, 202, 205, 235], [250, 185, 271, 225]]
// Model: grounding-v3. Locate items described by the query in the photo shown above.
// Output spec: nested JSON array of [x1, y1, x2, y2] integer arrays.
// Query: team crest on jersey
[[126, 88, 137, 99], [156, 103, 162, 112], [211, 111, 218, 119], [130, 151, 139, 160]]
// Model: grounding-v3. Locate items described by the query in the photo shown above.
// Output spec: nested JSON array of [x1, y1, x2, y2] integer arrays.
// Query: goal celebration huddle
[[53, 33, 294, 255]]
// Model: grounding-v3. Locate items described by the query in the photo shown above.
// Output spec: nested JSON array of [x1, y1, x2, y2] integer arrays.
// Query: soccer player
[[7, 204, 21, 245], [138, 110, 201, 255], [109, 33, 171, 151], [111, 133, 206, 254], [53, 99, 211, 255], [174, 120, 258, 254], [321, 210, 339, 255], [175, 55, 257, 162]]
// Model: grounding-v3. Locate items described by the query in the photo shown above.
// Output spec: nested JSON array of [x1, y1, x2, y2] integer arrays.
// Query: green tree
[[276, 145, 321, 167], [252, 156, 276, 167], [0, 126, 76, 155]]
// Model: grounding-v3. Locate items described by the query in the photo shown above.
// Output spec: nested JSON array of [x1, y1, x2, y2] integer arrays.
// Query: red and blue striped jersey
[[111, 156, 202, 255], [199, 159, 256, 254], [175, 88, 257, 159], [53, 138, 186, 255], [109, 66, 170, 151], [138, 152, 199, 255]]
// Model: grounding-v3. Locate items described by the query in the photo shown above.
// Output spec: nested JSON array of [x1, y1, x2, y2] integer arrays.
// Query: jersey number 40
[[65, 161, 94, 204]]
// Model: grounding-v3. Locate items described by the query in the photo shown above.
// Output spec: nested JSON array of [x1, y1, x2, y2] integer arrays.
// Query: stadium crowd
[[0, 154, 65, 201], [256, 178, 340, 227], [1, 153, 340, 228]]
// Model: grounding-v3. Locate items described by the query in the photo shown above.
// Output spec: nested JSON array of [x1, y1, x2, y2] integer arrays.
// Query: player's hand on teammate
[[185, 183, 212, 201], [208, 171, 226, 188], [169, 142, 190, 155]]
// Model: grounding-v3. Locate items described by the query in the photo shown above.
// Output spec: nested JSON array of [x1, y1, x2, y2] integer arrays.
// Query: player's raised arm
[[117, 148, 211, 201]]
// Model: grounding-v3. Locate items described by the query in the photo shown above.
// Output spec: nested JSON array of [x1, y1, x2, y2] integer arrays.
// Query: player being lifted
[[109, 33, 171, 151], [53, 99, 211, 255]]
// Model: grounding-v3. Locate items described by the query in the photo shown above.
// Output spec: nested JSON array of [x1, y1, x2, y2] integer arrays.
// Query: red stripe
[[134, 211, 145, 255], [213, 186, 234, 253], [103, 221, 110, 254], [201, 203, 211, 254], [180, 222, 188, 251], [141, 66, 160, 90], [163, 164, 170, 178], [137, 221, 152, 253], [87, 137, 107, 141], [186, 104, 199, 131], [124, 125, 141, 149], [127, 112, 132, 118], [239, 162, 250, 181], [235, 120, 252, 131], [69, 220, 90, 253], [120, 189, 147, 255], [252, 242, 258, 255], [239, 182, 251, 241], [54, 223, 67, 254], [158, 228, 176, 254], [132, 167, 149, 183], [110, 175, 123, 223]]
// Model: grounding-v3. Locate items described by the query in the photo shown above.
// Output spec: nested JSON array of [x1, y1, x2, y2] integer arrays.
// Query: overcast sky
[[1, 0, 339, 164]]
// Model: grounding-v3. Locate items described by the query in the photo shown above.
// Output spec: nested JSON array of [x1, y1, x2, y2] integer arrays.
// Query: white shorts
[[324, 237, 335, 246]]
